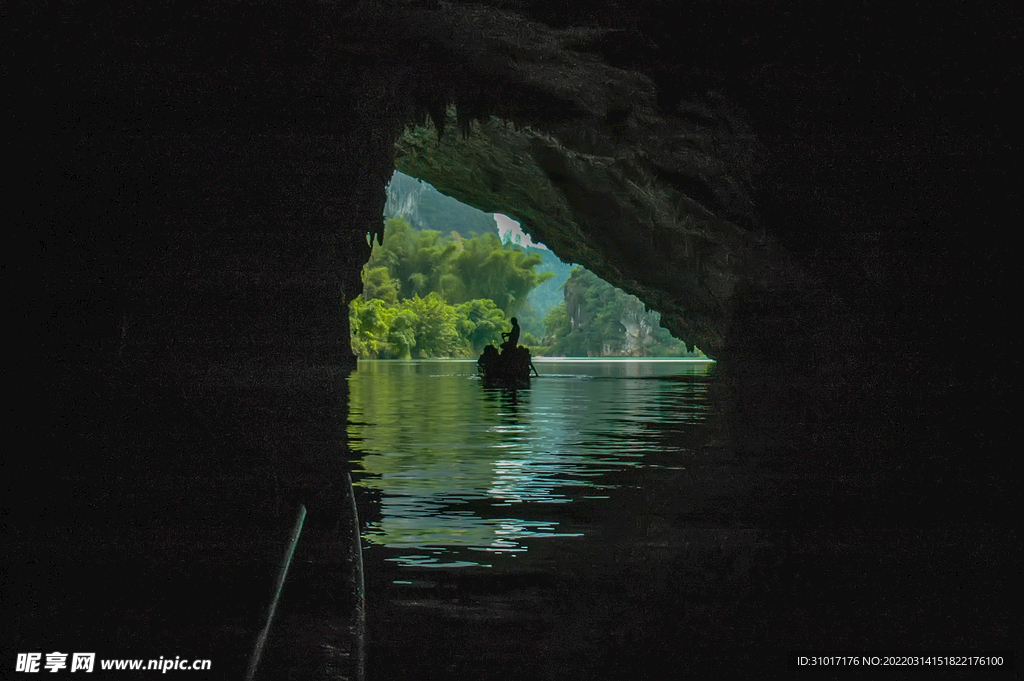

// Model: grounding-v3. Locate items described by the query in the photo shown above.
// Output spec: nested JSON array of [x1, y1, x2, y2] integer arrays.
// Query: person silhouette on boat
[[478, 317, 539, 380], [500, 317, 521, 352]]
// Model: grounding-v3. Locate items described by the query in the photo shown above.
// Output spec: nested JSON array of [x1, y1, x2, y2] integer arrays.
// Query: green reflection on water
[[348, 359, 712, 567]]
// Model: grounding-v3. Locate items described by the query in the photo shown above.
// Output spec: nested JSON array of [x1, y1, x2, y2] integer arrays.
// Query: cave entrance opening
[[349, 170, 701, 360]]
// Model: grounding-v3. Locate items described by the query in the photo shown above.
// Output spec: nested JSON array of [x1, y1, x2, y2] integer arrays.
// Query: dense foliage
[[349, 217, 552, 359], [385, 171, 575, 340]]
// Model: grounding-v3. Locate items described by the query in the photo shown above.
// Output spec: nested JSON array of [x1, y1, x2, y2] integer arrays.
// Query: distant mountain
[[384, 171, 495, 238], [383, 171, 430, 230]]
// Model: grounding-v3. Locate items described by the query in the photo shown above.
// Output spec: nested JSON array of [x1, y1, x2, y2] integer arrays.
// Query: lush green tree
[[369, 218, 459, 300], [454, 298, 507, 355], [362, 216, 552, 317], [386, 306, 418, 359], [361, 266, 400, 305], [445, 231, 554, 317], [350, 297, 410, 359], [351, 293, 469, 359], [405, 293, 468, 358]]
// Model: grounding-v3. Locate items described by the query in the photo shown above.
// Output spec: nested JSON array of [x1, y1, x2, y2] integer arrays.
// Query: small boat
[[477, 344, 537, 387]]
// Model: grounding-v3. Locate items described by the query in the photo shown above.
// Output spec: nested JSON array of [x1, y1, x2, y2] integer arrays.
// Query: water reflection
[[348, 359, 712, 567]]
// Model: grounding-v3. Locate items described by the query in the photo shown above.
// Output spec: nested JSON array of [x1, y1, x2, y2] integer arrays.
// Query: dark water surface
[[347, 359, 757, 678], [346, 360, 1012, 679], [349, 359, 714, 569]]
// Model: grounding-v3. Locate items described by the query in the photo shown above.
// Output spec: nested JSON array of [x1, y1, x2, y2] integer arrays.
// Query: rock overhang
[[9, 0, 1010, 372], [378, 5, 795, 358]]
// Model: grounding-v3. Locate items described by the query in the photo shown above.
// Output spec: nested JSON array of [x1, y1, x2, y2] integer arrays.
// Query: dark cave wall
[[6, 3, 411, 537], [7, 6, 414, 664], [11, 6, 393, 375], [7, 0, 1013, 512]]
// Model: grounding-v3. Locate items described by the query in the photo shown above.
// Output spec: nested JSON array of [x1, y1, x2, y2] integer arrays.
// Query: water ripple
[[349, 359, 713, 567]]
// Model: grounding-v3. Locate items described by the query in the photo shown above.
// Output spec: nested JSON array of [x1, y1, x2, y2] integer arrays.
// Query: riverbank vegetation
[[350, 217, 551, 359], [349, 183, 703, 359]]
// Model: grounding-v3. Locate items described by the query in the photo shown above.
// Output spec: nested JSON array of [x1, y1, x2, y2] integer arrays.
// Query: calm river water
[[348, 358, 715, 570], [346, 359, 1009, 677], [348, 358, 740, 677]]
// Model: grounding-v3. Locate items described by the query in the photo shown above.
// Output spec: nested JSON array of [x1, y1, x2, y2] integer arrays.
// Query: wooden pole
[[246, 504, 307, 681]]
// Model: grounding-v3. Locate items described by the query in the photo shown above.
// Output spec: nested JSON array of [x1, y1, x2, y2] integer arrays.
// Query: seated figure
[[500, 317, 521, 353]]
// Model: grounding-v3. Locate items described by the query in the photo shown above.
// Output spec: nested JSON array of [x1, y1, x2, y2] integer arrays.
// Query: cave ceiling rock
[[385, 4, 785, 356]]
